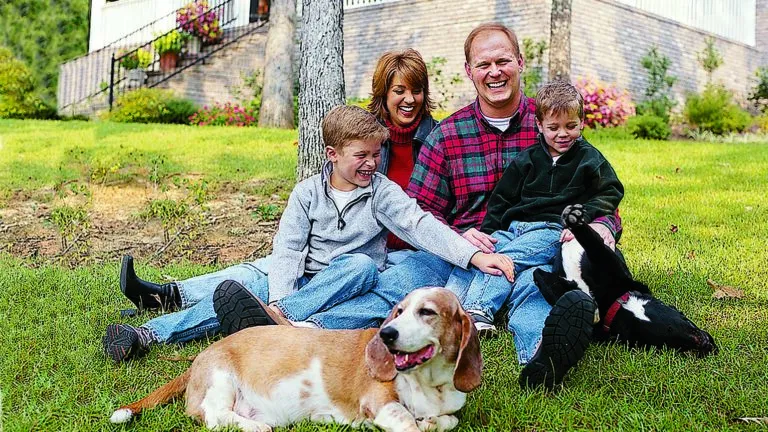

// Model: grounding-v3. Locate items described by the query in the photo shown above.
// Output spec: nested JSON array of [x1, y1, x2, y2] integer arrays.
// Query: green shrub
[[684, 84, 751, 135], [0, 47, 56, 119], [754, 114, 768, 133], [521, 38, 547, 98], [748, 66, 768, 114], [627, 114, 671, 140], [636, 46, 676, 122], [161, 97, 198, 124], [107, 88, 196, 124]]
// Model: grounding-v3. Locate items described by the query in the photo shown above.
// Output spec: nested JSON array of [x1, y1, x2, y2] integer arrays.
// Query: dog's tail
[[109, 369, 191, 424]]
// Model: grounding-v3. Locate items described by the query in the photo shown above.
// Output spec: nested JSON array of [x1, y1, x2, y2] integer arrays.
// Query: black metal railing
[[59, 0, 270, 113]]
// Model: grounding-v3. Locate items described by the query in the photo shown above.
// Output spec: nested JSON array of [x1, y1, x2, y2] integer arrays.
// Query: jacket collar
[[321, 160, 375, 195]]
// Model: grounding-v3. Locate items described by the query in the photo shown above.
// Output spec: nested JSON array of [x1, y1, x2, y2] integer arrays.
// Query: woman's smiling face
[[386, 73, 424, 128]]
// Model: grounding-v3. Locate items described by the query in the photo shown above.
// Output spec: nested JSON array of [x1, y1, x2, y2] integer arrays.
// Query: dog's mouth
[[391, 344, 435, 371]]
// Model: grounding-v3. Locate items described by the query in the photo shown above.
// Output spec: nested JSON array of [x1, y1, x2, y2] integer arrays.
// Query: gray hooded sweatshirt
[[267, 161, 480, 302]]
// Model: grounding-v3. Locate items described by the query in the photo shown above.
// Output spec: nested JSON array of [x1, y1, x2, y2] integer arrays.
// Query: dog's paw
[[561, 204, 586, 228]]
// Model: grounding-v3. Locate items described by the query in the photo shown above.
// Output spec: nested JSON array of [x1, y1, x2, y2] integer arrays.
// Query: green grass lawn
[[1, 120, 767, 431]]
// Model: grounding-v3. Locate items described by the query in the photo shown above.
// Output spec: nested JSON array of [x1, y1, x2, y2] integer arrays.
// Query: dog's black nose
[[379, 326, 399, 345]]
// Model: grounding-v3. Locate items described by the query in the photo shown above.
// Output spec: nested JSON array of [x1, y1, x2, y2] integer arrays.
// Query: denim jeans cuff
[[273, 302, 298, 322], [175, 281, 191, 309], [515, 335, 541, 365]]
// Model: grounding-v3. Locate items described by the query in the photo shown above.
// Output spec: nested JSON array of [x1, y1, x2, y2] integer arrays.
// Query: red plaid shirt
[[407, 97, 622, 236]]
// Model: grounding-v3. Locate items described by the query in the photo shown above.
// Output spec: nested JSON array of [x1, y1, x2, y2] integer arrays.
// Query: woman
[[104, 49, 440, 362], [367, 48, 438, 254]]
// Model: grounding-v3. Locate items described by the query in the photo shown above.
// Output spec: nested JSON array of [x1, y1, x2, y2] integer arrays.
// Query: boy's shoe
[[103, 324, 152, 363], [468, 310, 498, 337], [120, 255, 181, 312], [518, 290, 595, 391], [213, 280, 291, 336]]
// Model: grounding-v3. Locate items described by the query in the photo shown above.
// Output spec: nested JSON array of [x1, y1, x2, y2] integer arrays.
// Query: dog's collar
[[602, 292, 631, 333]]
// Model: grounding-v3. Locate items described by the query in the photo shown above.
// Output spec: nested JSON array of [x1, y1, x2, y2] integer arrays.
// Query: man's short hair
[[322, 105, 390, 150], [464, 22, 521, 64], [534, 80, 585, 121], [368, 49, 435, 121]]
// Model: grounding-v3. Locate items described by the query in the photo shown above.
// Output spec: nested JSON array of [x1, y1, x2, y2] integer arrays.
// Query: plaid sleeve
[[406, 127, 454, 226]]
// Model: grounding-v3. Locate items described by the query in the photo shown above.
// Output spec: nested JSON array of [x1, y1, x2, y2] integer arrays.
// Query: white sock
[[290, 320, 319, 329]]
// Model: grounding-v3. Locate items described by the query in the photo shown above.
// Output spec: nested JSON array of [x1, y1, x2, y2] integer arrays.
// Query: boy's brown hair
[[464, 22, 521, 63], [322, 105, 390, 150], [368, 49, 434, 121], [534, 80, 584, 122]]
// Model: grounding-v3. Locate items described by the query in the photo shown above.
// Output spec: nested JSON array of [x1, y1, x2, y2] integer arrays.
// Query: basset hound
[[109, 287, 482, 431]]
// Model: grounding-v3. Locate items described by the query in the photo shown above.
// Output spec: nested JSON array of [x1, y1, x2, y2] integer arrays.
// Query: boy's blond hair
[[322, 105, 390, 150], [535, 80, 584, 122]]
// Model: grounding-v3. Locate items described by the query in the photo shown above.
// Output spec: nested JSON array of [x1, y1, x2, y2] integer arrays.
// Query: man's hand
[[470, 252, 515, 282], [463, 228, 497, 253], [560, 223, 616, 250]]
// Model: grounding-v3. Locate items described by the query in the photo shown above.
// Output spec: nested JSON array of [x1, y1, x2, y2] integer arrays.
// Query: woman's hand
[[470, 252, 515, 282], [463, 228, 497, 253]]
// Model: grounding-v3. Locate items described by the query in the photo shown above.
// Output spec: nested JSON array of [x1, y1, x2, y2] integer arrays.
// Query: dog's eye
[[418, 308, 437, 317], [394, 307, 403, 317]]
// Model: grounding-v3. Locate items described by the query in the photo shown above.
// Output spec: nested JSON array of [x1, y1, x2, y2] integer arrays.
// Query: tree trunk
[[548, 0, 572, 81], [296, 0, 345, 181], [258, 0, 296, 129]]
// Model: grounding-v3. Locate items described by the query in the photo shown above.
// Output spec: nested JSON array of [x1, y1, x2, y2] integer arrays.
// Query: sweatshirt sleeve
[[375, 179, 479, 269], [584, 158, 624, 226], [267, 186, 311, 303], [481, 161, 524, 234]]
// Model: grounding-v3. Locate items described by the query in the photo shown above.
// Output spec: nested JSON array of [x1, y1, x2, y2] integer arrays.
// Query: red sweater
[[385, 118, 420, 250]]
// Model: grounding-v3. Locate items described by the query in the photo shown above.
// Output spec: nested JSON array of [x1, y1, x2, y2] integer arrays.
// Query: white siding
[[616, 0, 756, 45]]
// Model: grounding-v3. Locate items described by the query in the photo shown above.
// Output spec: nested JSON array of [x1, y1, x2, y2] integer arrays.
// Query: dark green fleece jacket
[[481, 135, 623, 234]]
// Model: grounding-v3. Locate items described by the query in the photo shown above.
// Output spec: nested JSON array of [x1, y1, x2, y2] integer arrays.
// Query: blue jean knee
[[275, 253, 379, 322]]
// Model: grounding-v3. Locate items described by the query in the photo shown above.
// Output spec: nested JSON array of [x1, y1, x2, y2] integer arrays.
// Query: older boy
[[446, 80, 624, 387], [103, 105, 513, 362]]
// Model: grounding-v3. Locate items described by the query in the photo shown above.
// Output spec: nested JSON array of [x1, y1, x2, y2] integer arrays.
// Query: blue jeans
[[144, 254, 378, 343], [307, 250, 454, 329], [445, 221, 562, 319], [501, 264, 554, 364]]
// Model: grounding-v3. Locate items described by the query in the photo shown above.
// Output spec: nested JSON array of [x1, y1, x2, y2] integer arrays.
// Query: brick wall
[[343, 0, 551, 110], [157, 26, 270, 107], [571, 0, 762, 104]]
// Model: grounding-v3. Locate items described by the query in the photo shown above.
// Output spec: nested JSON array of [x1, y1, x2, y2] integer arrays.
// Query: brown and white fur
[[109, 287, 482, 432]]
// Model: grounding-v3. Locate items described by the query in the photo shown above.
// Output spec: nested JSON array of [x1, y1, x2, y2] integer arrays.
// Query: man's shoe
[[103, 324, 148, 363], [213, 280, 291, 336], [519, 290, 595, 390], [120, 255, 180, 312], [468, 311, 498, 337]]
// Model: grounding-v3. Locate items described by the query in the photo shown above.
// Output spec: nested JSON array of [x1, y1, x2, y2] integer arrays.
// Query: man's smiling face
[[465, 30, 524, 118]]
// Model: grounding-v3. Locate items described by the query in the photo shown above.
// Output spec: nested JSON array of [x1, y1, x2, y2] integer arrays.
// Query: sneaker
[[103, 324, 147, 363], [213, 280, 291, 336], [518, 290, 595, 390], [468, 311, 498, 337]]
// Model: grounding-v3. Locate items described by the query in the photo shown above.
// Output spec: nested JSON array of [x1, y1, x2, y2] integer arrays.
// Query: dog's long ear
[[365, 313, 397, 382], [453, 309, 482, 392]]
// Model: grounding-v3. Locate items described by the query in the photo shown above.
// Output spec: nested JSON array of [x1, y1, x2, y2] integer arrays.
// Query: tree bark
[[548, 0, 572, 81], [258, 0, 296, 129], [296, 0, 345, 181]]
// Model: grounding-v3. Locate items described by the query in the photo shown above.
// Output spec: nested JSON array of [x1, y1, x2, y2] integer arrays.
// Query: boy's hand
[[463, 228, 497, 253], [560, 223, 616, 250], [470, 252, 515, 282]]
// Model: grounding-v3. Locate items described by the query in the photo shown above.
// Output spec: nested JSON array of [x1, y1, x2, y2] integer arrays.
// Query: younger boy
[[446, 80, 624, 335], [103, 105, 513, 362]]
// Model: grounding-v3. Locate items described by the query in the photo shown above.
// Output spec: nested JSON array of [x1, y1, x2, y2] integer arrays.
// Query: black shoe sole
[[213, 280, 276, 336], [519, 290, 594, 390], [120, 255, 161, 311], [103, 324, 141, 363]]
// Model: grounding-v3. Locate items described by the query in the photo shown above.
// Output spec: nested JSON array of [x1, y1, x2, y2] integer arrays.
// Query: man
[[402, 22, 621, 390], [216, 22, 621, 390]]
